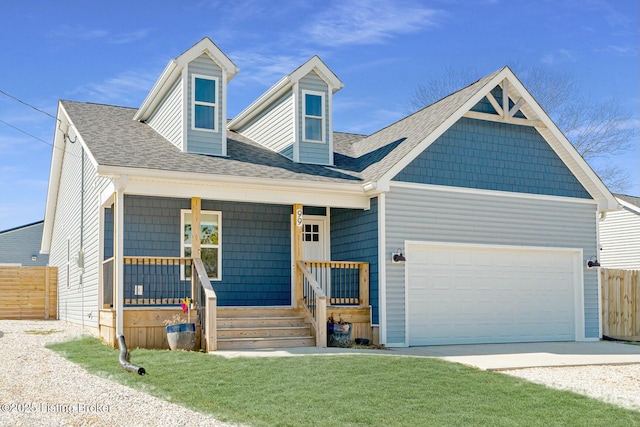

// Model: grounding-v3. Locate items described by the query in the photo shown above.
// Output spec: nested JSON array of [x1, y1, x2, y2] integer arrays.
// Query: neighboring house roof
[[615, 194, 640, 213], [0, 220, 49, 266]]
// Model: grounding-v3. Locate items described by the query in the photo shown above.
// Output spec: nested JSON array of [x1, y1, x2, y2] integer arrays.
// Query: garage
[[406, 242, 582, 346]]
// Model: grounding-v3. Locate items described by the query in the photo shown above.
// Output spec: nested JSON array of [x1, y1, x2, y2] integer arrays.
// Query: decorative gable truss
[[464, 78, 545, 128]]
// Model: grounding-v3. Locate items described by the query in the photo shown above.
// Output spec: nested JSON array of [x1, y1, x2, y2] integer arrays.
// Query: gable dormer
[[229, 56, 343, 165], [134, 38, 239, 156]]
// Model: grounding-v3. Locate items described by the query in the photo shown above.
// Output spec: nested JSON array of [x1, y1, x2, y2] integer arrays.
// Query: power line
[[0, 89, 57, 119], [0, 118, 81, 160]]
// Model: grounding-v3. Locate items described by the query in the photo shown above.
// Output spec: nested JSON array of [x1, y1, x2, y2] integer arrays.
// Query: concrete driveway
[[216, 340, 640, 371], [391, 341, 640, 370]]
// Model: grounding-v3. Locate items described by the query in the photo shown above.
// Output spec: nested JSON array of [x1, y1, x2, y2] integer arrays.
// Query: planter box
[[328, 322, 352, 348], [166, 323, 196, 351]]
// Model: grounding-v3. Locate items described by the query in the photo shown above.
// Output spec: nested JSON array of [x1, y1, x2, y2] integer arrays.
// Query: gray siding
[[384, 185, 599, 344], [238, 92, 295, 159], [298, 71, 331, 164], [0, 222, 49, 266], [48, 141, 112, 328], [331, 198, 379, 323], [187, 54, 224, 155], [600, 206, 640, 269], [395, 117, 591, 199], [147, 79, 184, 150]]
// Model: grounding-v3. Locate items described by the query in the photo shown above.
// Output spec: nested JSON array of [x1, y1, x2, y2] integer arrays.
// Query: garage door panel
[[407, 243, 577, 346]]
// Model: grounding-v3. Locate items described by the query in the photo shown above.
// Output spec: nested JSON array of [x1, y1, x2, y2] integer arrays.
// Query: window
[[302, 91, 324, 142], [192, 75, 218, 132], [181, 210, 221, 280]]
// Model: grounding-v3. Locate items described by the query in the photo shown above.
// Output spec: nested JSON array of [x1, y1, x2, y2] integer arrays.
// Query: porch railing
[[297, 261, 327, 347], [303, 261, 369, 307], [192, 258, 217, 352]]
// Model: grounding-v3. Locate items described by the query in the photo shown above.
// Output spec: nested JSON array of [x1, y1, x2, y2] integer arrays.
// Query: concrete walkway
[[214, 341, 640, 370]]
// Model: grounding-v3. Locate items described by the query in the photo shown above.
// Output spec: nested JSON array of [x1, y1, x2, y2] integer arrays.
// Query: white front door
[[302, 218, 327, 261]]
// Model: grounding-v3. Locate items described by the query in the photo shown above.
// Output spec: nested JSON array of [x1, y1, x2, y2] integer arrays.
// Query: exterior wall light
[[586, 256, 601, 269], [392, 249, 406, 263]]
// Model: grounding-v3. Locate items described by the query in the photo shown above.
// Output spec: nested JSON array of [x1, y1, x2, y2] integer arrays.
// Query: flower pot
[[166, 323, 196, 351], [328, 322, 352, 348]]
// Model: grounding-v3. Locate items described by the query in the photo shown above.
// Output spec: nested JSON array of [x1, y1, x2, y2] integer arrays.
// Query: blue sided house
[[0, 221, 49, 266], [41, 38, 618, 350]]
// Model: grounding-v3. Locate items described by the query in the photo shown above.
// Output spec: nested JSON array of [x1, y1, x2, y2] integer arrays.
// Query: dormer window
[[302, 90, 325, 143], [192, 75, 218, 132]]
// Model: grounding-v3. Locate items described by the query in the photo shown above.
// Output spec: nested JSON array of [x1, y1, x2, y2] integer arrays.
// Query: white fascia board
[[617, 197, 640, 215], [228, 76, 291, 130], [41, 102, 98, 253], [289, 56, 344, 92], [133, 60, 180, 122], [95, 166, 370, 209], [175, 38, 239, 80]]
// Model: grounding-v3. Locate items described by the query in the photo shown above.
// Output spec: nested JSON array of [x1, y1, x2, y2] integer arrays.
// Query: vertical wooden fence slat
[[0, 266, 57, 320], [601, 268, 640, 339]]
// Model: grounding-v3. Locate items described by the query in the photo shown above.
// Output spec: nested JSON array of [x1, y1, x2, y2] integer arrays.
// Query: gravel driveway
[[0, 320, 239, 427], [1, 320, 638, 427]]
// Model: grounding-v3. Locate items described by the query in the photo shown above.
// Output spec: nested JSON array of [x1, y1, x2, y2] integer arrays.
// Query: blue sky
[[0, 0, 638, 231]]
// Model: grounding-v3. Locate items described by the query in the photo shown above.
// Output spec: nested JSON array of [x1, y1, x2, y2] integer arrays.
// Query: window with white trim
[[181, 210, 221, 280], [302, 90, 325, 143], [192, 75, 218, 132]]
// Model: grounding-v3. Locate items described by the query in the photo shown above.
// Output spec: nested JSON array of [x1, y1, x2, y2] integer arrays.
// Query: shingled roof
[[61, 68, 502, 187]]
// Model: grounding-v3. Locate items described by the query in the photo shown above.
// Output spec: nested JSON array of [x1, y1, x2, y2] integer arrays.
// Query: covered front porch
[[99, 194, 377, 350]]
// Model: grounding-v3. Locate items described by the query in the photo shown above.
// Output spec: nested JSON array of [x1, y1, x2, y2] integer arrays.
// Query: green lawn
[[48, 337, 639, 427]]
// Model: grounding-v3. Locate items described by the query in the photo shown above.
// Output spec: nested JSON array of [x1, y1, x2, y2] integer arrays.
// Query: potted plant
[[327, 315, 352, 348], [164, 297, 196, 351]]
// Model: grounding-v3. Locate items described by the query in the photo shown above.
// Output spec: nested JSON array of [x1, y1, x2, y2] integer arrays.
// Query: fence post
[[44, 267, 50, 320]]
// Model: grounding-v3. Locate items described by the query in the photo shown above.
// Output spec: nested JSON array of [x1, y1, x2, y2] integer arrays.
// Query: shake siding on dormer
[[237, 92, 295, 159], [187, 54, 224, 155], [297, 71, 331, 165], [147, 79, 184, 150]]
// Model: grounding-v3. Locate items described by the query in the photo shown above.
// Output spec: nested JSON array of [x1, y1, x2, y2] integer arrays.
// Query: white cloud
[[541, 49, 577, 65], [50, 27, 149, 45], [71, 70, 157, 106], [305, 0, 443, 47], [229, 50, 311, 86]]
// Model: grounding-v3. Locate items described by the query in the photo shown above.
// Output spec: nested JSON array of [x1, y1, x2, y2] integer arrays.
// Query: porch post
[[191, 198, 201, 259], [191, 198, 201, 312], [293, 204, 303, 308], [114, 178, 126, 338]]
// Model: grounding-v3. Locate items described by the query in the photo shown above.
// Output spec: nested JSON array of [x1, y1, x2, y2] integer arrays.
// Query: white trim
[[221, 69, 228, 157], [301, 89, 325, 143], [390, 181, 599, 206], [191, 74, 219, 133], [595, 209, 603, 339], [617, 197, 640, 215], [377, 193, 387, 345], [301, 214, 330, 261], [181, 209, 222, 281], [403, 240, 585, 346], [293, 82, 300, 162], [96, 170, 370, 210], [115, 189, 124, 336]]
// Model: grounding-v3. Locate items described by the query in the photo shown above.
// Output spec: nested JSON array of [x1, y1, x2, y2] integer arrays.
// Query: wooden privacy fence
[[0, 266, 57, 320], [601, 268, 639, 339]]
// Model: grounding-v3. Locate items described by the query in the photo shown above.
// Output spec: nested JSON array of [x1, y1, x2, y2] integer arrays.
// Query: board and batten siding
[[237, 92, 295, 158], [384, 185, 599, 345], [147, 79, 184, 150], [48, 138, 112, 329], [297, 71, 331, 165], [600, 206, 640, 269], [186, 54, 224, 155]]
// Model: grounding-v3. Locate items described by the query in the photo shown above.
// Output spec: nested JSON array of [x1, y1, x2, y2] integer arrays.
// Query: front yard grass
[[48, 337, 639, 427]]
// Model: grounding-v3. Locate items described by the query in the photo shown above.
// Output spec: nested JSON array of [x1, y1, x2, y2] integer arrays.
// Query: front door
[[300, 216, 330, 298]]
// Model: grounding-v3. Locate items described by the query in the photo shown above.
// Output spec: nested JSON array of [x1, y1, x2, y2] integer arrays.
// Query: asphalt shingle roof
[[61, 67, 502, 185], [615, 193, 640, 208]]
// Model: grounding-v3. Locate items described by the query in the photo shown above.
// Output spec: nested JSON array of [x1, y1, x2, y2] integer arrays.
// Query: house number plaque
[[296, 208, 303, 228]]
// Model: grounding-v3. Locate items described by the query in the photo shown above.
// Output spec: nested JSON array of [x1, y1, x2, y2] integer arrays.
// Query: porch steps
[[216, 307, 315, 350]]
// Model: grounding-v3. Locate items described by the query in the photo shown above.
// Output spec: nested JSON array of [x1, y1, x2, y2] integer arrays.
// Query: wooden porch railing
[[303, 261, 369, 307], [193, 258, 217, 352], [297, 261, 327, 347]]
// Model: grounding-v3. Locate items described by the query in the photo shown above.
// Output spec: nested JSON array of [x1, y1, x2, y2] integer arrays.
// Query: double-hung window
[[302, 90, 325, 143], [192, 75, 218, 132], [181, 210, 221, 280]]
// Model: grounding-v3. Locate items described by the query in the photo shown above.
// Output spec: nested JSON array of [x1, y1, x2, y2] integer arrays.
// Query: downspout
[[80, 146, 85, 332], [117, 335, 146, 375]]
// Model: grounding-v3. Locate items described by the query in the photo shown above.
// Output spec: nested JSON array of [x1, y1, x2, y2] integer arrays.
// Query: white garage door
[[407, 242, 579, 346]]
